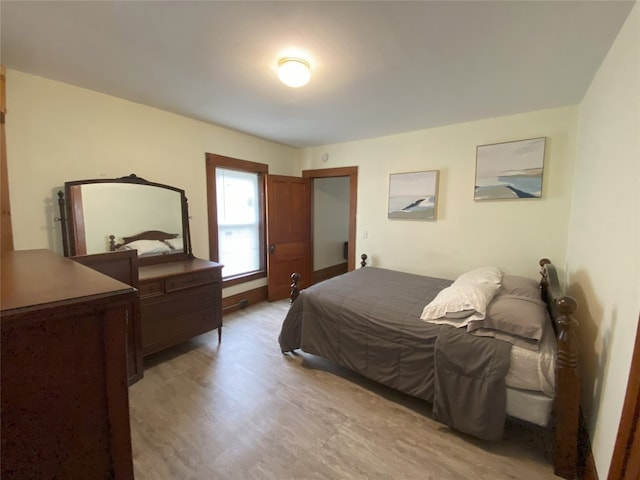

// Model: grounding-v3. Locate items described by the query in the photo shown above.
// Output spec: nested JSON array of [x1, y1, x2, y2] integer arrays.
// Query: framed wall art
[[388, 170, 439, 220], [474, 137, 546, 200]]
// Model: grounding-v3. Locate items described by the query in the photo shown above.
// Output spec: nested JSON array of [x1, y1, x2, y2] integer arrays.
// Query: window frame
[[205, 153, 268, 287]]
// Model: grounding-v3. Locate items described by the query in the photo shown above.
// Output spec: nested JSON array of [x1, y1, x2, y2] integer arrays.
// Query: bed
[[279, 256, 579, 479]]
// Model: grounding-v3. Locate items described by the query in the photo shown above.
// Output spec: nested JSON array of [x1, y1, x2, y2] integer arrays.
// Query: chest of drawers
[[1, 250, 135, 479], [138, 258, 223, 355], [71, 250, 144, 385]]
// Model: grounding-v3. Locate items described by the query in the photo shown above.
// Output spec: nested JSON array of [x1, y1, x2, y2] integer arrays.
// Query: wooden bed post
[[539, 258, 580, 479], [290, 272, 300, 304], [554, 296, 580, 479]]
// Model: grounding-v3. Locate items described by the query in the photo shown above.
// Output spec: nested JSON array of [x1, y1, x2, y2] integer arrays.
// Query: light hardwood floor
[[129, 300, 561, 479]]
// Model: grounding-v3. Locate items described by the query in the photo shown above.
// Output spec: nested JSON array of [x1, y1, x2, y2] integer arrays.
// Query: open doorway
[[312, 176, 350, 283], [303, 167, 358, 284]]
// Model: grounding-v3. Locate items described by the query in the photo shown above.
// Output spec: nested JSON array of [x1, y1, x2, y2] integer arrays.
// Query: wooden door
[[266, 175, 311, 301]]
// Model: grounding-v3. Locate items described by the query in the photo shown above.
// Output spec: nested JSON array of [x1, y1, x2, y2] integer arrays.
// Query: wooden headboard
[[538, 258, 580, 479]]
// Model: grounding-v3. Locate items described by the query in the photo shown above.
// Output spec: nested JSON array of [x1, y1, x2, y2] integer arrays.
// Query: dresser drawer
[[165, 270, 219, 292], [138, 259, 223, 356], [141, 284, 221, 355], [138, 280, 164, 298]]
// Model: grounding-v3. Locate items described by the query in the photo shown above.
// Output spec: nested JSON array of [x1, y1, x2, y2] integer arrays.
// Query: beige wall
[[7, 71, 578, 290], [303, 106, 578, 281], [567, 2, 640, 476], [5, 70, 301, 295]]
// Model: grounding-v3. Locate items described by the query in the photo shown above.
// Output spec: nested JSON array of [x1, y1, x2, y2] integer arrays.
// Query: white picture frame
[[388, 170, 439, 220], [474, 137, 546, 200]]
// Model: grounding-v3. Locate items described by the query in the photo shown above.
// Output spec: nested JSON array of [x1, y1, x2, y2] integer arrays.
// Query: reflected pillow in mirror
[[119, 239, 172, 256], [163, 237, 184, 250]]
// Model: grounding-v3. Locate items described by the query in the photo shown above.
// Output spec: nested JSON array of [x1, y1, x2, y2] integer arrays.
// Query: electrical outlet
[[362, 230, 368, 239]]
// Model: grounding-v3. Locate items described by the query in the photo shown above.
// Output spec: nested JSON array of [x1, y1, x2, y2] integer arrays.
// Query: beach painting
[[388, 170, 439, 220], [474, 137, 546, 200]]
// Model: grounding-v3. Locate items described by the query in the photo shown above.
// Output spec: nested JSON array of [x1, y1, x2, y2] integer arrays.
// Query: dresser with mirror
[[59, 174, 223, 383]]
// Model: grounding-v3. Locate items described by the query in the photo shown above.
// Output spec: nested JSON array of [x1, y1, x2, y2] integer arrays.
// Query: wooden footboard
[[290, 272, 301, 304], [290, 253, 367, 303]]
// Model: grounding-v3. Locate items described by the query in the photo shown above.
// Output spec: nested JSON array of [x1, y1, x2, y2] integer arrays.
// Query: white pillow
[[164, 237, 183, 250], [420, 281, 501, 328], [455, 266, 502, 286], [120, 239, 171, 256]]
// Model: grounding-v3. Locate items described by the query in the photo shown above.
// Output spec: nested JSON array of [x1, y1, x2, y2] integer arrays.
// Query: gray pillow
[[467, 275, 547, 344], [500, 274, 540, 298], [468, 294, 547, 342]]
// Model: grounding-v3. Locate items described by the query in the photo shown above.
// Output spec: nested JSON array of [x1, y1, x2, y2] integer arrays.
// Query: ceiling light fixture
[[278, 57, 311, 88]]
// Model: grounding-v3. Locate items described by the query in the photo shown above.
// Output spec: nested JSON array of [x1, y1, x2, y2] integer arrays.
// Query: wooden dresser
[[138, 257, 223, 356], [72, 250, 144, 385], [0, 250, 135, 479]]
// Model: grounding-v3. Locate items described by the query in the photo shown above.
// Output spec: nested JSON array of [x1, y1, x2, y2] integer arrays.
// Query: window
[[216, 168, 260, 277], [206, 153, 267, 285]]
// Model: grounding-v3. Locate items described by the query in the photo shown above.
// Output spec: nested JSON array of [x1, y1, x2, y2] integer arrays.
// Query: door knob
[[269, 244, 275, 253]]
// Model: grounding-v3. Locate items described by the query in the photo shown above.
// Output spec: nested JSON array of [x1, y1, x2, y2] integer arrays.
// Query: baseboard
[[578, 410, 599, 480], [222, 286, 268, 314], [313, 262, 348, 284]]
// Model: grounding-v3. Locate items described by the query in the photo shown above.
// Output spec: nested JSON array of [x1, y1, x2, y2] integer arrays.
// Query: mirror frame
[[60, 174, 193, 265]]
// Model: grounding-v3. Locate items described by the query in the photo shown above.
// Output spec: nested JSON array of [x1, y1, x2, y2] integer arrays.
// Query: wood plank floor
[[129, 300, 561, 479]]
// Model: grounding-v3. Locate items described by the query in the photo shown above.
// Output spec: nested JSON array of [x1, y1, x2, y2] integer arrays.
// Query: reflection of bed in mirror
[[59, 174, 223, 363], [108, 230, 185, 258]]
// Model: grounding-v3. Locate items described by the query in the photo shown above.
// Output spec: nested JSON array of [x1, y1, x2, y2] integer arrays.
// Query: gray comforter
[[278, 267, 512, 441]]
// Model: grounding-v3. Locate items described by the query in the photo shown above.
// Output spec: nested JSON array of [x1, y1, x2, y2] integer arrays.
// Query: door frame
[[608, 314, 640, 480], [1, 64, 14, 253], [302, 167, 358, 272]]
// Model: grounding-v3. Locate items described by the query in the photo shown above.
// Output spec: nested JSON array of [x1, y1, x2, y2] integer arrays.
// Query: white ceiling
[[1, 1, 635, 148]]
